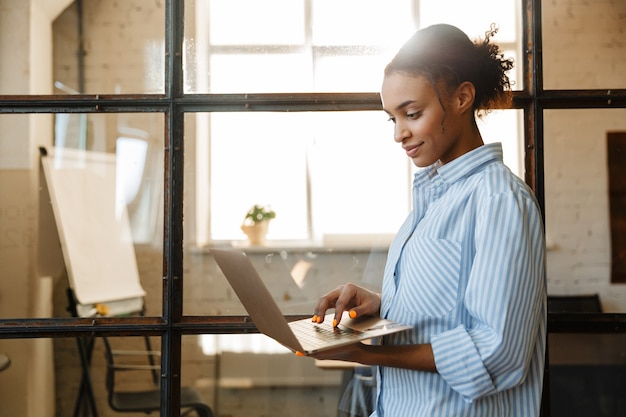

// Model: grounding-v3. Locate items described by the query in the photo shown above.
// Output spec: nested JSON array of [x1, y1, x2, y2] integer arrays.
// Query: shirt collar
[[413, 142, 503, 187]]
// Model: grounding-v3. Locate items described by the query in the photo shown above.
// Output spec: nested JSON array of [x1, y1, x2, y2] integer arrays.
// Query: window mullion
[[162, 0, 185, 416]]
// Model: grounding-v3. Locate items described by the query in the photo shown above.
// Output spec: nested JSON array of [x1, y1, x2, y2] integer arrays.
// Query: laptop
[[211, 248, 411, 355]]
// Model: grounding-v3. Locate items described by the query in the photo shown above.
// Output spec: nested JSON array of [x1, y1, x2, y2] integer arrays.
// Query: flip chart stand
[[38, 147, 148, 417]]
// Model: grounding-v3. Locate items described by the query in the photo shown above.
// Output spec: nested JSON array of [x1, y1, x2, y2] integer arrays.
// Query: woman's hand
[[313, 283, 381, 327]]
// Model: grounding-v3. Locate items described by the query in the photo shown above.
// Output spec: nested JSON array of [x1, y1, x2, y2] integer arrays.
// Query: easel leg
[[73, 336, 98, 417], [66, 288, 98, 417]]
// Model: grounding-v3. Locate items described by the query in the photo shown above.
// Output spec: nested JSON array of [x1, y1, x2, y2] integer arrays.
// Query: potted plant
[[240, 204, 276, 245]]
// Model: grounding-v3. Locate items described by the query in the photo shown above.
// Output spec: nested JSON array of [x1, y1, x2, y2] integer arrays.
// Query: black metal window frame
[[1, 1, 626, 416]]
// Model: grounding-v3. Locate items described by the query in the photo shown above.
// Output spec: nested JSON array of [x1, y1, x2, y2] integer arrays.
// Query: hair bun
[[385, 24, 513, 111]]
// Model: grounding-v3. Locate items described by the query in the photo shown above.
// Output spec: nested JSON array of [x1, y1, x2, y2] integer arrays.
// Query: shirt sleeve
[[431, 187, 546, 402]]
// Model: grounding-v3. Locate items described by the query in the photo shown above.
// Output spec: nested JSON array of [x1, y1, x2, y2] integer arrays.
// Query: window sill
[[192, 236, 392, 255]]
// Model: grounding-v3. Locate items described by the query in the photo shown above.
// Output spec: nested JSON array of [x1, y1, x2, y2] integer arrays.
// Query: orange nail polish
[[295, 351, 305, 356], [349, 310, 357, 319], [332, 319, 338, 327], [312, 315, 318, 322]]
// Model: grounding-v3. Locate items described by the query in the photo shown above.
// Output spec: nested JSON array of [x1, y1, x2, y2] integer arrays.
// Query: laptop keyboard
[[289, 320, 363, 350]]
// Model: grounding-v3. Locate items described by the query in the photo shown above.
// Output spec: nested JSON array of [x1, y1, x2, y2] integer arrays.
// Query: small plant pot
[[241, 221, 269, 245]]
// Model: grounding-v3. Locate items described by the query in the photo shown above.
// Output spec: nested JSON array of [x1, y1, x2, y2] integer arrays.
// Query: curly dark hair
[[384, 23, 514, 113]]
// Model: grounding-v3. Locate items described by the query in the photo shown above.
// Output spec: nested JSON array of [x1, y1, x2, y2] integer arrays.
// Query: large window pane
[[184, 247, 388, 316], [543, 0, 626, 89], [544, 109, 626, 306], [10, 112, 165, 320], [53, 0, 166, 94], [191, 333, 344, 417], [185, 0, 521, 94], [199, 111, 410, 244]]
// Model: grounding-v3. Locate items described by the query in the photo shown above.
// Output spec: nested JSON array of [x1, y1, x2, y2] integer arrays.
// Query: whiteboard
[[40, 147, 146, 306]]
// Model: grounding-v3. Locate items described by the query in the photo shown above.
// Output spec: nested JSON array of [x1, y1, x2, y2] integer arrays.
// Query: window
[[190, 0, 523, 245], [3, 1, 626, 416]]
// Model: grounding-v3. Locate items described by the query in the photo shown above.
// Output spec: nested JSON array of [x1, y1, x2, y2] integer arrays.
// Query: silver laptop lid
[[211, 249, 304, 352]]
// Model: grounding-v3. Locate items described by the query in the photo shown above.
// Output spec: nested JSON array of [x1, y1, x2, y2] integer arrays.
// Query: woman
[[311, 24, 546, 416]]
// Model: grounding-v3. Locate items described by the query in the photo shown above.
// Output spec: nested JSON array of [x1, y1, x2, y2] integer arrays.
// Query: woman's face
[[381, 72, 468, 167]]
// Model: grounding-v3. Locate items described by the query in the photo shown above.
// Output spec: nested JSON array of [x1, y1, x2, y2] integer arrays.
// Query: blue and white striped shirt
[[376, 143, 546, 417]]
